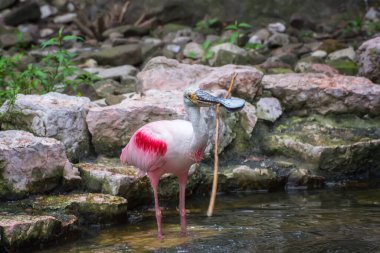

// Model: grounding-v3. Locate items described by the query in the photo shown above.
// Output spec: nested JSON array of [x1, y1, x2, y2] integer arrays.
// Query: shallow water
[[39, 189, 380, 253]]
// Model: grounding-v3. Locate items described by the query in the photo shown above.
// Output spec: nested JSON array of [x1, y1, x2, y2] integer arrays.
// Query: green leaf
[[229, 31, 239, 44], [41, 38, 58, 48], [208, 18, 219, 25], [238, 22, 252, 29], [63, 35, 83, 41], [225, 24, 238, 30]]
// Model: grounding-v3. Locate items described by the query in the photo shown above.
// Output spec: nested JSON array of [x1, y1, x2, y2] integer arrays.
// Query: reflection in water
[[40, 189, 380, 253]]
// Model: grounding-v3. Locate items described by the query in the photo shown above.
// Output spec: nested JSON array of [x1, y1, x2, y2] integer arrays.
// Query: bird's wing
[[120, 124, 169, 174]]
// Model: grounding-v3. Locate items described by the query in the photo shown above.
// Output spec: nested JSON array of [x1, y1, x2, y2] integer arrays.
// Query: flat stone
[[53, 13, 77, 23], [230, 165, 277, 190], [327, 47, 356, 62]]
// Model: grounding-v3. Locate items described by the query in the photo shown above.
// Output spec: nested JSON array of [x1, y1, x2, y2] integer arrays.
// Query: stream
[[38, 188, 380, 252]]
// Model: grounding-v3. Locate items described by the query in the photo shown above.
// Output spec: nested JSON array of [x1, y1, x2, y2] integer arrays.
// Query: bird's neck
[[185, 104, 208, 149]]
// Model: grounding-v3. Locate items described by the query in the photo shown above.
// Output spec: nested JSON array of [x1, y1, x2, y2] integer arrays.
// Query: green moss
[[327, 59, 358, 75]]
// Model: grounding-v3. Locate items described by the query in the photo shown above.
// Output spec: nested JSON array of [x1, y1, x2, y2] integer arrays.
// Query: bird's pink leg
[[178, 172, 188, 236], [148, 171, 163, 239]]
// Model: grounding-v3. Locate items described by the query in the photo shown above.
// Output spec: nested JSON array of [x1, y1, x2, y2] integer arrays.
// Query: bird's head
[[183, 88, 245, 112]]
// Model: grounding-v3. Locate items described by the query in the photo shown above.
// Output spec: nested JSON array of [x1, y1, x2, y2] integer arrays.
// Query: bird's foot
[[157, 233, 164, 240]]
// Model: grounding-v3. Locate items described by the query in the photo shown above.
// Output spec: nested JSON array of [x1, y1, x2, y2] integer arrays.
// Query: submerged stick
[[207, 73, 238, 217]]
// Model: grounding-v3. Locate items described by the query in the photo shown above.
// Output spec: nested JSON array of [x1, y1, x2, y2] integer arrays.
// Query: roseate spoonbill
[[120, 88, 245, 238]]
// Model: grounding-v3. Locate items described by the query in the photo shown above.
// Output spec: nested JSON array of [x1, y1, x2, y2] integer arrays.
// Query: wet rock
[[4, 2, 41, 26], [183, 42, 204, 59], [261, 114, 380, 178], [138, 57, 263, 100], [209, 42, 253, 66], [0, 0, 17, 11], [357, 37, 380, 83], [266, 33, 290, 48], [33, 193, 128, 224], [267, 22, 286, 33], [0, 130, 68, 199], [256, 97, 282, 122], [230, 165, 277, 190], [0, 215, 61, 251], [328, 47, 356, 62], [262, 73, 380, 116], [90, 44, 143, 66], [0, 93, 96, 162]]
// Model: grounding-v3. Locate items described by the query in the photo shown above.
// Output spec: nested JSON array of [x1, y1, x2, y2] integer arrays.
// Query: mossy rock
[[327, 59, 358, 75], [259, 114, 380, 179], [32, 193, 128, 224]]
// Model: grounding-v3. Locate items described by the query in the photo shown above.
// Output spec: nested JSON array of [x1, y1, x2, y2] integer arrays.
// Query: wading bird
[[120, 88, 245, 238]]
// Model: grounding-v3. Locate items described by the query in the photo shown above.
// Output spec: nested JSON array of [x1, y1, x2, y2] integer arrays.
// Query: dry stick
[[207, 73, 238, 217]]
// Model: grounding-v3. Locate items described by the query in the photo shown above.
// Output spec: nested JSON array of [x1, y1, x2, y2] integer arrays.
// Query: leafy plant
[[0, 28, 86, 107], [225, 21, 252, 44], [244, 43, 264, 51], [201, 41, 215, 63], [195, 17, 219, 33]]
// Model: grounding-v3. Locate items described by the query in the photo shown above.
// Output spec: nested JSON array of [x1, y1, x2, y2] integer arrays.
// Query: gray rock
[[0, 130, 69, 199], [231, 165, 277, 190], [84, 65, 138, 80], [0, 215, 62, 250], [0, 32, 32, 49], [40, 5, 57, 19], [209, 42, 252, 66], [0, 93, 96, 161], [267, 22, 286, 33], [4, 2, 41, 26], [311, 50, 327, 58], [33, 193, 128, 224], [358, 37, 380, 83], [53, 13, 77, 23], [183, 42, 204, 59], [365, 7, 380, 22], [266, 33, 290, 48], [256, 97, 283, 122], [328, 47, 356, 62], [261, 114, 380, 178], [90, 44, 143, 66]]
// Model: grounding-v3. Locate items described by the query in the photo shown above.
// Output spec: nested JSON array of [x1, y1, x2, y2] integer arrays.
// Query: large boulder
[[260, 114, 380, 179], [358, 37, 380, 83], [4, 2, 41, 26], [86, 90, 256, 157], [262, 73, 380, 116], [0, 130, 69, 199], [137, 56, 263, 100], [0, 93, 96, 162]]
